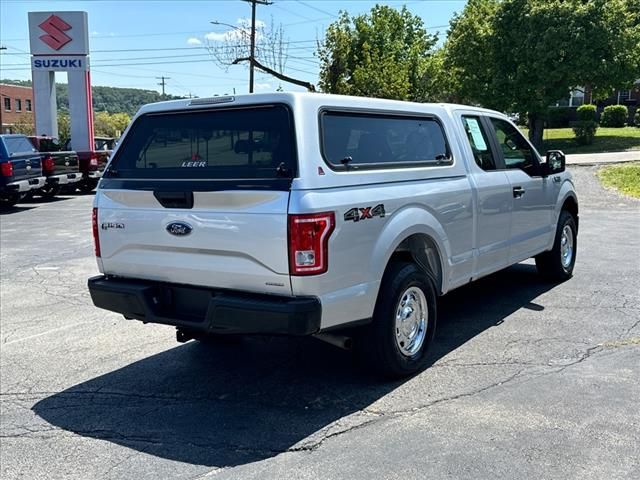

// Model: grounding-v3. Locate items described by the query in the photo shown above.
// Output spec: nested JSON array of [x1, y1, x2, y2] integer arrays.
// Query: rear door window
[[108, 104, 296, 179], [321, 111, 451, 169]]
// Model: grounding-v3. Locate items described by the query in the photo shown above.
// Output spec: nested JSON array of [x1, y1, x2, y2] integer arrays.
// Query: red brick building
[[0, 84, 35, 134]]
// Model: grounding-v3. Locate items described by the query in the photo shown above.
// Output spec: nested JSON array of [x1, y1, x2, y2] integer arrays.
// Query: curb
[[567, 159, 640, 167]]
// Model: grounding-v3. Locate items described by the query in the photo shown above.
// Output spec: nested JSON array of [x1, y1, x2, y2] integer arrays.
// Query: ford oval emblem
[[166, 221, 192, 236]]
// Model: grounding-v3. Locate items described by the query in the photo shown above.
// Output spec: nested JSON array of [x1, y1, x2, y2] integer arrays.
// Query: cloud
[[255, 82, 271, 91], [187, 37, 202, 45]]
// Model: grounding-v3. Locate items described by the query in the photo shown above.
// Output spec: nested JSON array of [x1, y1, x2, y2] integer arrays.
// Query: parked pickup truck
[[28, 136, 82, 198], [66, 137, 114, 193], [0, 134, 46, 207], [88, 93, 579, 378]]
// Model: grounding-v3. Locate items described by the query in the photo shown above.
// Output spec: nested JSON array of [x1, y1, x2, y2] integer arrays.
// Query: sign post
[[28, 11, 93, 152]]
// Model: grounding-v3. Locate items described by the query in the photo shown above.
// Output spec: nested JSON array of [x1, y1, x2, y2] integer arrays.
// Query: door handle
[[513, 186, 525, 198], [553, 176, 561, 183]]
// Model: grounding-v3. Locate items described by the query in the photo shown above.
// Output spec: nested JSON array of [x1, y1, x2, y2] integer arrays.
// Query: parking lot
[[1, 166, 638, 479]]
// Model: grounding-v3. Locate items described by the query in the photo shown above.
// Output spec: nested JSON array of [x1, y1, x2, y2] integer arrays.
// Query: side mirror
[[543, 150, 565, 176]]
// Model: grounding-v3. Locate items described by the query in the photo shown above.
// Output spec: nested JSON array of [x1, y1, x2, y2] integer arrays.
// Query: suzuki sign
[[28, 11, 93, 153], [28, 12, 89, 55]]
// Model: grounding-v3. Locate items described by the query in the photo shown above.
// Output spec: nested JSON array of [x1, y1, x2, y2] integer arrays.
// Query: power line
[[293, 0, 338, 18]]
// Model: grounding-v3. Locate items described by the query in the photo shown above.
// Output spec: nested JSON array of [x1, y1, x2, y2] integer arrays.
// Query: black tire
[[39, 183, 61, 199], [356, 262, 437, 378], [535, 210, 577, 282], [0, 194, 20, 208], [78, 179, 98, 194]]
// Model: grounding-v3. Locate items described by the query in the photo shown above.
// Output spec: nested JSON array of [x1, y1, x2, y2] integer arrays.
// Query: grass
[[519, 126, 640, 154], [597, 163, 640, 199]]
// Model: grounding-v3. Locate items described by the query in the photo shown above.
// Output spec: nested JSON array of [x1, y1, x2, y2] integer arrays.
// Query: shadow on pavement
[[33, 263, 555, 468], [21, 194, 77, 204], [0, 205, 37, 215]]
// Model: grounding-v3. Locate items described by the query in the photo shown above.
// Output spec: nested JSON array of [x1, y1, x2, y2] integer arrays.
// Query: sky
[[1, 0, 468, 98]]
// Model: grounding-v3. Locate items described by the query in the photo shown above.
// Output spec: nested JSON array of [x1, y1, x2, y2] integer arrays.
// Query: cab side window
[[462, 116, 496, 171], [489, 118, 539, 176]]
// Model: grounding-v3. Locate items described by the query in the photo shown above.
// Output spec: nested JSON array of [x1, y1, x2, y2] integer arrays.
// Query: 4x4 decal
[[344, 204, 386, 222]]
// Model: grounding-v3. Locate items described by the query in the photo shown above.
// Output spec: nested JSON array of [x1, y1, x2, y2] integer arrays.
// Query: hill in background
[[1, 79, 183, 117]]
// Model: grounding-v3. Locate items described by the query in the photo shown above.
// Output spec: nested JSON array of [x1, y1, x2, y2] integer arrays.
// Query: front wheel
[[535, 210, 577, 282], [357, 262, 437, 378]]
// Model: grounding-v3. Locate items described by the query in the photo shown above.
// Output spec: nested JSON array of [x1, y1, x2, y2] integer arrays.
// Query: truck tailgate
[[97, 189, 292, 295], [50, 151, 80, 175]]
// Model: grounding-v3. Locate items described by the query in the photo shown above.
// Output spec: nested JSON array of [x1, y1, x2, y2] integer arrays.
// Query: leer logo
[[39, 15, 72, 50]]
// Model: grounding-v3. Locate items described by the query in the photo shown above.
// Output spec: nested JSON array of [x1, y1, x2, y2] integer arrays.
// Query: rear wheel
[[535, 210, 577, 282], [0, 194, 21, 208], [357, 261, 437, 378], [39, 183, 61, 199], [78, 178, 98, 194]]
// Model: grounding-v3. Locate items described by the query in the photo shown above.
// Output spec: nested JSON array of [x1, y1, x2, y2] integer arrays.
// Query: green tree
[[11, 117, 35, 136], [58, 113, 71, 145], [444, 0, 640, 147], [109, 112, 131, 136], [94, 111, 115, 137], [317, 5, 438, 101]]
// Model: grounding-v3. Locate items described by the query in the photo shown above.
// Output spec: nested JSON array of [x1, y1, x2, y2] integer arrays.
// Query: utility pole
[[156, 76, 170, 97], [242, 0, 272, 93]]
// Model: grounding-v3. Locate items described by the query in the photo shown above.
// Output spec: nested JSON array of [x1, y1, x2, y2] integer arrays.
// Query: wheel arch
[[371, 207, 450, 297]]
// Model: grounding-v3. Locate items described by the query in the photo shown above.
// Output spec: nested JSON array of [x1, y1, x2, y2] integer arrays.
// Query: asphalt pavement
[[1, 166, 639, 479]]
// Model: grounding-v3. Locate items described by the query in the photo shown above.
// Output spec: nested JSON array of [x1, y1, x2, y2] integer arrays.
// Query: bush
[[634, 109, 640, 127], [546, 107, 574, 128], [576, 104, 597, 122], [571, 120, 598, 145], [600, 105, 628, 127]]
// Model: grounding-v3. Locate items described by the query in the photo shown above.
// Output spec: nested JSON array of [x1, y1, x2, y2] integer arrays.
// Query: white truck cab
[[88, 92, 578, 377]]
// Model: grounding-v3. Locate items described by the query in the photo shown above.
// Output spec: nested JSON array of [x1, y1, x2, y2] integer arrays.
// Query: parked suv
[[88, 93, 579, 377]]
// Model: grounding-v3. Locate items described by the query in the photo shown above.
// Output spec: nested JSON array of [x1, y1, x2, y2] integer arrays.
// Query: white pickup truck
[[88, 93, 578, 377]]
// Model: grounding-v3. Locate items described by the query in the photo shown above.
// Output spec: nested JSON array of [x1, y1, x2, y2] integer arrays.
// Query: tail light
[[92, 207, 101, 257], [288, 212, 335, 276], [42, 155, 55, 173], [1, 162, 13, 177], [89, 152, 99, 167]]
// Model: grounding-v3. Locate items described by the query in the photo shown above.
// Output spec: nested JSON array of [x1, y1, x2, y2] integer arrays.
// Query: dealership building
[[0, 83, 35, 134]]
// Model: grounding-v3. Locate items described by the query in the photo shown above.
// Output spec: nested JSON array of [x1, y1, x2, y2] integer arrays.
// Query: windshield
[[107, 104, 296, 179]]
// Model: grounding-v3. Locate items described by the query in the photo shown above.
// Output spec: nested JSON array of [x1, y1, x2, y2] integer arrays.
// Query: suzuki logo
[[39, 15, 72, 50]]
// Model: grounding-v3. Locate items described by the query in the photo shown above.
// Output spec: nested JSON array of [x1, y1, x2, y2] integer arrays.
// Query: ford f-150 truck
[[28, 136, 82, 198], [88, 93, 579, 377], [0, 134, 46, 207]]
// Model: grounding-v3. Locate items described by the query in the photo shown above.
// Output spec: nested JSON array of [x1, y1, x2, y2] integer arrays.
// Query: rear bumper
[[87, 170, 103, 179], [6, 176, 47, 192], [47, 172, 82, 185], [88, 275, 321, 336]]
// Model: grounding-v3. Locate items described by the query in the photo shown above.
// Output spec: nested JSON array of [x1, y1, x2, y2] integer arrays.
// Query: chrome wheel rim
[[394, 286, 428, 357], [560, 224, 574, 269]]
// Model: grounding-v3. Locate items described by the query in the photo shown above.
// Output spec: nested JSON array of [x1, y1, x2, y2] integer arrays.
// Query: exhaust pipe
[[314, 333, 353, 350]]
